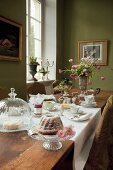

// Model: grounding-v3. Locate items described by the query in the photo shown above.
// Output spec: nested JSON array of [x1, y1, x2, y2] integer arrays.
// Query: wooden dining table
[[0, 132, 74, 170], [0, 89, 113, 170]]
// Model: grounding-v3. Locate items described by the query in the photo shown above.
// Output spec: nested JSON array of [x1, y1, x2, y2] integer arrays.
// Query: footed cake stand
[[42, 135, 62, 151], [28, 129, 73, 151], [28, 130, 62, 151]]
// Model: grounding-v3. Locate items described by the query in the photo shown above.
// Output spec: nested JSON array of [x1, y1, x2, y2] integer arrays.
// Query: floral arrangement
[[57, 126, 75, 138], [53, 78, 72, 93], [59, 57, 105, 85], [29, 56, 39, 65]]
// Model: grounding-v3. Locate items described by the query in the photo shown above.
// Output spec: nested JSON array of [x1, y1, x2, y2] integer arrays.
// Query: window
[[26, 0, 56, 81], [26, 0, 42, 80]]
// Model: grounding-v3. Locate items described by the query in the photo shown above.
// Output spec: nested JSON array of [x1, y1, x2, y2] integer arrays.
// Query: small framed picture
[[78, 40, 107, 65], [0, 16, 22, 61]]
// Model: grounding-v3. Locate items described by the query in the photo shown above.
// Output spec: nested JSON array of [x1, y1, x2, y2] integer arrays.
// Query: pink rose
[[71, 65, 79, 69], [57, 130, 66, 138], [69, 74, 76, 79], [57, 127, 75, 138], [64, 127, 75, 136]]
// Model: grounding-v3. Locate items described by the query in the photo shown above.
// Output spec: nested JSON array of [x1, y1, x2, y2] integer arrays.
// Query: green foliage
[[29, 56, 39, 65]]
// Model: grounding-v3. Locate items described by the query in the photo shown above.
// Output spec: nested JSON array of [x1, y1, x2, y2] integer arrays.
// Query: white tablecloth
[[70, 107, 101, 170], [54, 106, 101, 170], [30, 104, 101, 170]]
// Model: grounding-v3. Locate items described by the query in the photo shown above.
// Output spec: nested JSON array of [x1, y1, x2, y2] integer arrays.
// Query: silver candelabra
[[40, 59, 54, 80]]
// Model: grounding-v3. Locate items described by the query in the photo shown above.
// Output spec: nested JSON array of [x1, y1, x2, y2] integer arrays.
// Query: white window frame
[[26, 0, 43, 81], [26, 0, 56, 82]]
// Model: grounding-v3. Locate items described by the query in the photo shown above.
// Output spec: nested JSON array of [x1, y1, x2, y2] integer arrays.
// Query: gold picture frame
[[78, 40, 107, 65], [0, 16, 22, 61]]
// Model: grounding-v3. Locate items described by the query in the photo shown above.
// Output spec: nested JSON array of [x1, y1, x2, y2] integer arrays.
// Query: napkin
[[29, 93, 56, 105]]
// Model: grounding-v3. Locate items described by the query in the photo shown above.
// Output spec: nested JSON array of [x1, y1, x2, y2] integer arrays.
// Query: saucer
[[46, 107, 57, 112], [80, 101, 97, 108]]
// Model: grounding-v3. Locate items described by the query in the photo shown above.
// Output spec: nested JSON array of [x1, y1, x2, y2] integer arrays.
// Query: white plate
[[80, 101, 97, 108], [64, 112, 92, 122], [28, 128, 75, 141], [72, 113, 92, 121]]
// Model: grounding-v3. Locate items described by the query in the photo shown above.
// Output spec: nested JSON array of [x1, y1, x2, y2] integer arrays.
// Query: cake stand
[[28, 129, 74, 151]]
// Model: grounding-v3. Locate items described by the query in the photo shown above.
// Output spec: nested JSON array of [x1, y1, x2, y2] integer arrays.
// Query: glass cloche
[[0, 88, 31, 132]]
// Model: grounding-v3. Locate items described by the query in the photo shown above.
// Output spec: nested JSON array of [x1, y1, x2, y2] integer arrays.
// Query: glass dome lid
[[0, 88, 31, 132]]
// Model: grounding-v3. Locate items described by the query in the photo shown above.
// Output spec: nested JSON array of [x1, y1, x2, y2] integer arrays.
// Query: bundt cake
[[38, 114, 63, 135]]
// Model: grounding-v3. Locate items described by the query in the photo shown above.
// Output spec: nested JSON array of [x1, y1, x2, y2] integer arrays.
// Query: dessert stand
[[28, 129, 74, 151]]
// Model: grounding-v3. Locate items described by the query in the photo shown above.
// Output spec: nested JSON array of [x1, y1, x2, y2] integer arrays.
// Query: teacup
[[70, 105, 79, 114], [84, 95, 95, 104], [87, 88, 100, 96], [43, 101, 55, 110]]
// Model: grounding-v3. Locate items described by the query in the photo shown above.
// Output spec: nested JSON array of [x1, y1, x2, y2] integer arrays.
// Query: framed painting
[[0, 16, 22, 61], [78, 40, 107, 65]]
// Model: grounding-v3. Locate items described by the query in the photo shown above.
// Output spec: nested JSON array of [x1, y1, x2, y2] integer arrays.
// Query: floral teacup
[[70, 105, 79, 114], [43, 101, 55, 110]]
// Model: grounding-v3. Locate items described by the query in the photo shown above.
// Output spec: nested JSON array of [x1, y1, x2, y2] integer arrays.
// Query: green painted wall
[[56, 0, 64, 80], [57, 0, 113, 91], [0, 0, 26, 99]]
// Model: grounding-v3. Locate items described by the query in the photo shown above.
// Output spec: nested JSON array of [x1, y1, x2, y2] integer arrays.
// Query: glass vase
[[79, 76, 88, 91]]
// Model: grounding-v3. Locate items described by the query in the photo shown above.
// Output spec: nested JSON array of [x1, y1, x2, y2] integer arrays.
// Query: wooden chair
[[52, 80, 61, 94], [52, 80, 60, 88], [83, 95, 113, 170], [0, 87, 8, 100], [27, 82, 46, 99]]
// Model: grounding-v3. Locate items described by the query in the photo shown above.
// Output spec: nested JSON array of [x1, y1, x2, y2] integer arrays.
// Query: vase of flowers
[[59, 57, 104, 91]]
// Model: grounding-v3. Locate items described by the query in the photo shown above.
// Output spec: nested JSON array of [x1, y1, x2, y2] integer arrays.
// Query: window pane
[[30, 18, 41, 40], [34, 40, 41, 58], [30, 0, 41, 21], [29, 37, 35, 56], [26, 0, 28, 15], [28, 38, 41, 58]]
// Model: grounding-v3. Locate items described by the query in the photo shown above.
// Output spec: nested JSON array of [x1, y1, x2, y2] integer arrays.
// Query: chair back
[[84, 95, 113, 170], [0, 87, 8, 100], [52, 80, 60, 88], [27, 82, 46, 99], [52, 80, 61, 94]]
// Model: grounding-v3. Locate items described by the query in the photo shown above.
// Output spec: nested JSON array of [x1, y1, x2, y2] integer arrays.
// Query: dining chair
[[27, 82, 46, 99], [83, 95, 113, 170], [0, 86, 8, 100]]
